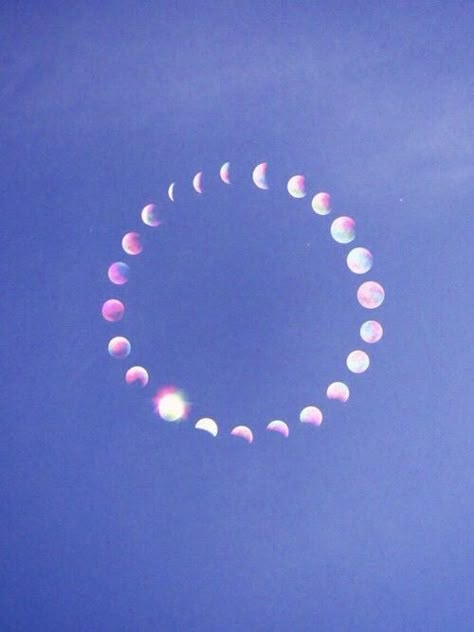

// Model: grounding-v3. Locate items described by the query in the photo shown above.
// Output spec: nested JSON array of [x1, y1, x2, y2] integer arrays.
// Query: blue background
[[2, 2, 474, 630]]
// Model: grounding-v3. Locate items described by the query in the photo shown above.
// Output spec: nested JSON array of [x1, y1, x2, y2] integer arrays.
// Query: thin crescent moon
[[168, 182, 175, 202], [192, 171, 203, 194], [231, 425, 254, 443], [219, 162, 231, 184], [252, 162, 269, 190]]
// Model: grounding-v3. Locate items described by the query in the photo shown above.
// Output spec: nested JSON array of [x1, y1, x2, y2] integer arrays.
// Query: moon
[[219, 162, 231, 184], [287, 175, 306, 198], [125, 366, 149, 387], [195, 417, 218, 437], [168, 182, 175, 202], [326, 381, 350, 402], [266, 420, 289, 437], [299, 406, 323, 426], [122, 232, 142, 255], [252, 162, 269, 190], [231, 425, 253, 443], [192, 171, 203, 194]]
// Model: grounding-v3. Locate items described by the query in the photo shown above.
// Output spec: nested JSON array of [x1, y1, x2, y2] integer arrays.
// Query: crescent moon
[[168, 182, 175, 202], [266, 420, 289, 437], [231, 425, 254, 443], [192, 171, 203, 194], [252, 162, 269, 190], [219, 162, 231, 184], [195, 417, 218, 437]]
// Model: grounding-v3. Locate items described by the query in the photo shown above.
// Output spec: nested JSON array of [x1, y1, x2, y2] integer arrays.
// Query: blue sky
[[2, 2, 474, 630]]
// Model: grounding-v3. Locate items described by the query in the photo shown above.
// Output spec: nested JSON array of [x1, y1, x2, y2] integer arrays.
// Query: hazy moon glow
[[153, 386, 189, 422]]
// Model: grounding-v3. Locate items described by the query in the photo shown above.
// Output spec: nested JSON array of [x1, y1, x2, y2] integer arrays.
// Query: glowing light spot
[[101, 299, 125, 322], [347, 247, 373, 274], [326, 382, 350, 402], [331, 216, 356, 244], [266, 420, 289, 437], [153, 386, 189, 422], [311, 192, 331, 215], [125, 366, 149, 387], [195, 417, 218, 437], [122, 232, 142, 255], [360, 320, 383, 343], [346, 350, 370, 374], [231, 425, 254, 443], [299, 406, 323, 426], [108, 262, 129, 285], [108, 336, 131, 359], [357, 281, 385, 309], [141, 203, 161, 227], [287, 175, 306, 198]]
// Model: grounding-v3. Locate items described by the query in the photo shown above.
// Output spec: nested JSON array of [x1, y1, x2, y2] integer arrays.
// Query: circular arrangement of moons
[[102, 162, 385, 444]]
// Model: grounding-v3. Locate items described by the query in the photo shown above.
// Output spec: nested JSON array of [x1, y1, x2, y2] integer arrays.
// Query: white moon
[[252, 162, 269, 190], [219, 162, 231, 184], [192, 171, 203, 194], [195, 417, 218, 437], [266, 420, 289, 437], [168, 182, 175, 202]]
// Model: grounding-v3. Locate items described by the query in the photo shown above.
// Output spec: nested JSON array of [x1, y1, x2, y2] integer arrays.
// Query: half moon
[[252, 162, 269, 190], [168, 182, 175, 202], [231, 425, 254, 443], [192, 171, 203, 194], [219, 162, 231, 184], [266, 420, 289, 437], [195, 417, 218, 437]]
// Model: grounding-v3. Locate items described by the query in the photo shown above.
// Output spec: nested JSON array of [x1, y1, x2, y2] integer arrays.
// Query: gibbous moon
[[192, 171, 203, 194], [108, 262, 130, 285], [252, 162, 269, 190], [231, 425, 254, 443], [219, 162, 231, 184], [326, 381, 350, 402], [299, 406, 323, 426], [141, 203, 161, 227], [266, 420, 289, 437], [360, 320, 383, 343], [195, 417, 218, 437], [168, 182, 175, 202], [122, 232, 143, 255], [347, 247, 373, 274], [108, 336, 131, 359], [312, 192, 331, 215], [287, 175, 306, 198], [125, 366, 149, 387], [330, 217, 356, 244], [101, 299, 125, 322], [153, 386, 189, 422], [346, 350, 370, 374], [357, 281, 385, 309]]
